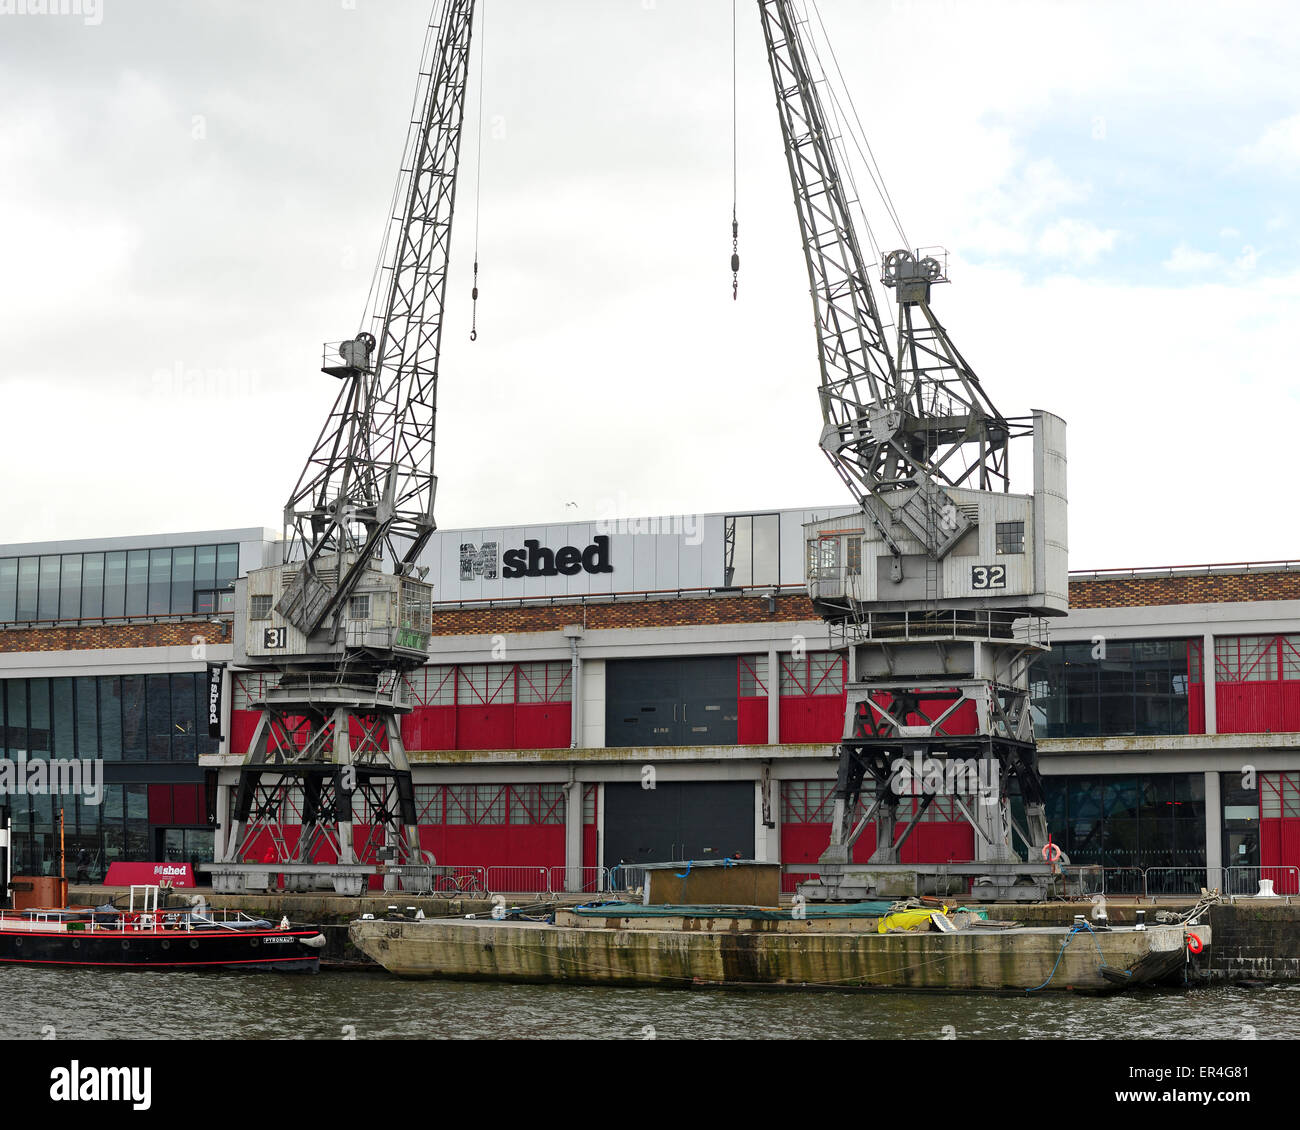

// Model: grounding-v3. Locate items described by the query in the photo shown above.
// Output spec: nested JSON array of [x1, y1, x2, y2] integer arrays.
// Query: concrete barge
[[348, 912, 1208, 993]]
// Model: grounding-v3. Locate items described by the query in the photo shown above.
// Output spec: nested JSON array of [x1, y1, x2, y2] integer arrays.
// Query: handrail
[[1071, 560, 1300, 579]]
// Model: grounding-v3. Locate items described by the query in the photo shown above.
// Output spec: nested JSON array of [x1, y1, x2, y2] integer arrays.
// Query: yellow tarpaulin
[[877, 905, 949, 934]]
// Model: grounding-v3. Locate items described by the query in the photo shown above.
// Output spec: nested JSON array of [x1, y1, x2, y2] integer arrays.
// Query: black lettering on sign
[[501, 548, 526, 578], [498, 536, 614, 579]]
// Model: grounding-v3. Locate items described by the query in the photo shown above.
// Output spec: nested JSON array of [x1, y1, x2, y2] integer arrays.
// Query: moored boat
[[0, 885, 326, 973]]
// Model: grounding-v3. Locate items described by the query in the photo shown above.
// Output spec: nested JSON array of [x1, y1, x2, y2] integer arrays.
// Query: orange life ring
[[1041, 842, 1062, 863], [1187, 933, 1203, 954]]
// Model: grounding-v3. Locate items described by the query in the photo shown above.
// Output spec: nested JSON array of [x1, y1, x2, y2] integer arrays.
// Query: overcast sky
[[2, 0, 1298, 569]]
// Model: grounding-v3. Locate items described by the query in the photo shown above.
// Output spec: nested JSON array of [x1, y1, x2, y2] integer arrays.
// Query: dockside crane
[[759, 0, 1071, 900], [210, 0, 477, 896]]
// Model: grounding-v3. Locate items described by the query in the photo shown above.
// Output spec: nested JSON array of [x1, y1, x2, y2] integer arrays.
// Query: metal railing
[[485, 866, 554, 895], [606, 864, 649, 894], [547, 866, 609, 894], [428, 864, 489, 899]]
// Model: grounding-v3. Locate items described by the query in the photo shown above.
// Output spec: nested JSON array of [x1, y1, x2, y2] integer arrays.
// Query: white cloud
[[1219, 226, 1241, 238], [1239, 112, 1300, 173], [1036, 219, 1119, 265], [1234, 244, 1260, 273], [3, 0, 1300, 570], [1163, 243, 1223, 273]]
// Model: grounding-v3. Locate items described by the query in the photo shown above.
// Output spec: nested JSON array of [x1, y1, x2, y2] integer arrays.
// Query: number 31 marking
[[971, 565, 1006, 589]]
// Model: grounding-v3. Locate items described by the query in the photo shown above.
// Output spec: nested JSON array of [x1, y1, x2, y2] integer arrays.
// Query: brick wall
[[1, 569, 1296, 653], [1068, 571, 1300, 609], [0, 622, 229, 654]]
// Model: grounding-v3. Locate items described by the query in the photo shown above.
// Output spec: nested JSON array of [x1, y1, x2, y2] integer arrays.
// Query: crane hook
[[731, 217, 740, 300], [470, 259, 479, 342]]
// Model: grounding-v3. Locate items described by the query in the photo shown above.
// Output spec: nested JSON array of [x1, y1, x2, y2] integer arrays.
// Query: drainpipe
[[564, 625, 583, 749]]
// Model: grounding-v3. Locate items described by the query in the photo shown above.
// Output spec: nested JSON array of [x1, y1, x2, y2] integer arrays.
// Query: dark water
[[1, 968, 1296, 1040]]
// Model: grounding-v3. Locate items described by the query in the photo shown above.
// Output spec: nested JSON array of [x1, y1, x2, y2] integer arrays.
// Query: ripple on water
[[0, 967, 1295, 1040]]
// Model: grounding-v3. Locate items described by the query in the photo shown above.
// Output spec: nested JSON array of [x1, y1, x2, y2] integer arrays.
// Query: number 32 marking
[[971, 565, 1006, 589]]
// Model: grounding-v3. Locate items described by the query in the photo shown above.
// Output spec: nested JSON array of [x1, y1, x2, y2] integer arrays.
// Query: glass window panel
[[28, 678, 50, 757], [147, 548, 172, 615], [477, 784, 505, 824], [52, 679, 75, 757], [16, 557, 39, 620], [752, 514, 780, 586], [548, 660, 572, 703], [515, 662, 544, 704], [121, 675, 146, 760], [779, 655, 808, 696], [194, 590, 217, 616], [445, 785, 473, 825], [171, 673, 197, 761], [102, 551, 127, 618], [846, 536, 861, 576], [98, 676, 122, 760], [1098, 694, 1136, 736], [75, 677, 98, 758], [995, 520, 1026, 555], [809, 651, 843, 694], [509, 784, 537, 824], [1281, 636, 1300, 681], [1097, 661, 1134, 696], [146, 673, 171, 759], [6, 680, 28, 755], [80, 552, 104, 619], [0, 558, 17, 621], [125, 784, 148, 859], [101, 785, 125, 866], [724, 516, 752, 587], [216, 544, 239, 585], [194, 545, 217, 589], [1215, 635, 1277, 682], [1174, 819, 1206, 867], [738, 655, 768, 697], [37, 555, 60, 620], [58, 554, 82, 620], [1103, 778, 1141, 820], [170, 546, 195, 614], [124, 550, 149, 617]]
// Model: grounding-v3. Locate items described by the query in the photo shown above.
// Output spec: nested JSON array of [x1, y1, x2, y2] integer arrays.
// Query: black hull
[[0, 927, 322, 973]]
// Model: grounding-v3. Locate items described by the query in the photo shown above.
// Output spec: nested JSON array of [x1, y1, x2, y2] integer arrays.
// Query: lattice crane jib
[[274, 0, 475, 654], [216, 1, 477, 894], [759, 1, 1055, 572]]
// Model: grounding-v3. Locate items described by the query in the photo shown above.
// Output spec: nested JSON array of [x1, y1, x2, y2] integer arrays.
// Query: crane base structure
[[206, 675, 431, 897], [796, 622, 1073, 903]]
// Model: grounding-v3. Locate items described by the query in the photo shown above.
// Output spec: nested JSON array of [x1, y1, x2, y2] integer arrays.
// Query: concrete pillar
[[564, 778, 583, 891], [766, 645, 780, 744], [1203, 632, 1217, 736], [214, 776, 233, 862], [1204, 770, 1222, 879]]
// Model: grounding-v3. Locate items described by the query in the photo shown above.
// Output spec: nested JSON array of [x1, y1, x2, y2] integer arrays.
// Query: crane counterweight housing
[[805, 409, 1068, 620]]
